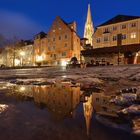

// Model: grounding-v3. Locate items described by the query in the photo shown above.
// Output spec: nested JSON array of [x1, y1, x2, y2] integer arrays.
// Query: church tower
[[84, 4, 94, 46]]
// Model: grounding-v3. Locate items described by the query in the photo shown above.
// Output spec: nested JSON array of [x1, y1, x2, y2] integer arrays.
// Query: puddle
[[0, 81, 139, 140]]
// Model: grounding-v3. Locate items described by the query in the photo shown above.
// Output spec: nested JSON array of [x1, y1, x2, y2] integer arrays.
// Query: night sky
[[0, 0, 140, 39]]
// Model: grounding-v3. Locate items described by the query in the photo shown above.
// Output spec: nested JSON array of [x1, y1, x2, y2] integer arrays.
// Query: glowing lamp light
[[20, 51, 25, 56], [20, 86, 26, 91], [36, 55, 43, 62], [0, 104, 9, 113], [61, 60, 67, 66], [15, 59, 20, 66]]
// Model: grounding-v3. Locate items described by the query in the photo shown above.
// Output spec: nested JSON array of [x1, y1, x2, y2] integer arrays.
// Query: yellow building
[[93, 15, 140, 48], [82, 15, 140, 65], [34, 16, 81, 66]]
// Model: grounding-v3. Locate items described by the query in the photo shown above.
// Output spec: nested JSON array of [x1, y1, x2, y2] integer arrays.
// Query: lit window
[[131, 23, 136, 27], [131, 32, 136, 39]]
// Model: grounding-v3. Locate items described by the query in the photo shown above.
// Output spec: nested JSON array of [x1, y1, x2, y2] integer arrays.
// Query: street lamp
[[117, 34, 122, 65], [20, 51, 25, 66]]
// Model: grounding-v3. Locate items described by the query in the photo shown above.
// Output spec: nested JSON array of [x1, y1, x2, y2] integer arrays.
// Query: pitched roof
[[58, 17, 81, 38], [98, 15, 140, 27], [34, 31, 47, 39]]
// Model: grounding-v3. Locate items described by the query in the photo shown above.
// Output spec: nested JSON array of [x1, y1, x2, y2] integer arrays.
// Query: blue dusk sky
[[0, 0, 140, 39]]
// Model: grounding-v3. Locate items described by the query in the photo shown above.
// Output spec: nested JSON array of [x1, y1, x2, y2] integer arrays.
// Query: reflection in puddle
[[0, 81, 140, 139], [0, 104, 9, 113]]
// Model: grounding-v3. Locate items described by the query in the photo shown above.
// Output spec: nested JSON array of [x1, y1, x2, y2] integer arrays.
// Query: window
[[104, 36, 109, 41], [131, 23, 136, 27], [122, 34, 126, 40], [113, 26, 117, 31], [131, 32, 136, 39], [113, 36, 117, 41], [59, 36, 61, 40], [64, 43, 67, 47], [53, 46, 55, 50], [104, 28, 109, 33], [122, 24, 126, 29], [65, 35, 68, 39], [62, 52, 66, 56], [96, 38, 101, 43], [53, 38, 55, 41]]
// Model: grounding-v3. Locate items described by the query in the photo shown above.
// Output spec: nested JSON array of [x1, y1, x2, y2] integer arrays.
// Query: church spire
[[84, 3, 94, 46], [87, 4, 92, 23]]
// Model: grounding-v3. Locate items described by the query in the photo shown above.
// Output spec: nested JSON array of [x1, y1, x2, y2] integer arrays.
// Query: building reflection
[[92, 93, 121, 118], [6, 82, 122, 136], [10, 82, 81, 120], [83, 94, 93, 136]]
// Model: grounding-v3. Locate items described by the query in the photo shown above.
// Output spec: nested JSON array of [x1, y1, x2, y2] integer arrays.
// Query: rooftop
[[98, 15, 140, 27]]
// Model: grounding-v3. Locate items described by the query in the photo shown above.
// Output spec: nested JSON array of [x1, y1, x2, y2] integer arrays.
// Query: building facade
[[34, 16, 81, 66], [82, 15, 140, 65]]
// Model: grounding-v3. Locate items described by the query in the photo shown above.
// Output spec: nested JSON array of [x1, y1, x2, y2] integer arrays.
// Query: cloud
[[0, 10, 44, 39]]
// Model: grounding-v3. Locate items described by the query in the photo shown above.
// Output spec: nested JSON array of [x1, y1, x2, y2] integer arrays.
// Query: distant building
[[84, 4, 94, 46], [34, 16, 81, 66], [5, 40, 34, 67], [82, 15, 140, 65]]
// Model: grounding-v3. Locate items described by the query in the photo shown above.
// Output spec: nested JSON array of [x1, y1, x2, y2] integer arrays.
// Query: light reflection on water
[[0, 82, 139, 140]]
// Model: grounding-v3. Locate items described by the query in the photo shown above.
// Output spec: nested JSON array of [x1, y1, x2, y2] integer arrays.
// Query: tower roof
[[86, 4, 92, 23]]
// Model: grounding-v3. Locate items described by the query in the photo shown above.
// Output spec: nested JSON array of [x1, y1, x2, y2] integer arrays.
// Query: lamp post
[[117, 34, 122, 65], [20, 51, 25, 66]]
